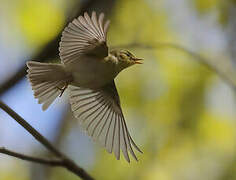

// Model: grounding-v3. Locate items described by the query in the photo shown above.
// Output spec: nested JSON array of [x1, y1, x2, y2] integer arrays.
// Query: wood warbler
[[27, 11, 143, 162]]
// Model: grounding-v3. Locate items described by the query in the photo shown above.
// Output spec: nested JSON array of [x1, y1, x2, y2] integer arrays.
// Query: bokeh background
[[1, 0, 236, 179]]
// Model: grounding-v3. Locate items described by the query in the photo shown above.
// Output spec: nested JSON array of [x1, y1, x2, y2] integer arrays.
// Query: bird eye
[[125, 51, 135, 60], [125, 52, 131, 57], [120, 54, 126, 59]]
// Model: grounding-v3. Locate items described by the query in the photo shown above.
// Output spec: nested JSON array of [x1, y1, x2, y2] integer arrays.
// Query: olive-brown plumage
[[26, 11, 143, 162]]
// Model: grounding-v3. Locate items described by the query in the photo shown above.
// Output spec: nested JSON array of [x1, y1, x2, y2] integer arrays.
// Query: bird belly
[[66, 57, 117, 89]]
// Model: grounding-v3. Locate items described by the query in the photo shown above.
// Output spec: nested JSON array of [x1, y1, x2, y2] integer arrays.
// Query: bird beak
[[133, 58, 143, 64]]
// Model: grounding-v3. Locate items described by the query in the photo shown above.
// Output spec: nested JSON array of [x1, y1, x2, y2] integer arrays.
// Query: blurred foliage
[[194, 0, 220, 13], [1, 0, 236, 180], [17, 0, 64, 47], [194, 0, 236, 26]]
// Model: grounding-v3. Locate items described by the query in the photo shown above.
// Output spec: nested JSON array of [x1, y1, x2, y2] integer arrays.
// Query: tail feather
[[27, 61, 69, 111]]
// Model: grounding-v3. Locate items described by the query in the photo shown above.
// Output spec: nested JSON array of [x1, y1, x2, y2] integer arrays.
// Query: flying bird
[[27, 11, 143, 162]]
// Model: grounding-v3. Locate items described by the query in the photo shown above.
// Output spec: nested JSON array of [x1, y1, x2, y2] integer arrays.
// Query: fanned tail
[[26, 61, 70, 110]]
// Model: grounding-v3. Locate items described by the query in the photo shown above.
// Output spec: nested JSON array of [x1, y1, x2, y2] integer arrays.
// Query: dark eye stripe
[[125, 51, 132, 57]]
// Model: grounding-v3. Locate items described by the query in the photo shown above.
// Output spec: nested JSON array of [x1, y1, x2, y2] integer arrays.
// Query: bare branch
[[29, 106, 71, 180], [0, 147, 64, 166], [0, 101, 94, 180], [0, 101, 64, 158], [113, 42, 236, 91]]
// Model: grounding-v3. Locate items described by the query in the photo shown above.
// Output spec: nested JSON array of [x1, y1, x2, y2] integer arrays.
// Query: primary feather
[[69, 81, 142, 162], [59, 11, 110, 65]]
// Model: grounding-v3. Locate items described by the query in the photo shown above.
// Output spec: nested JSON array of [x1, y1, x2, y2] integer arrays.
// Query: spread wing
[[69, 81, 142, 162], [59, 11, 110, 65]]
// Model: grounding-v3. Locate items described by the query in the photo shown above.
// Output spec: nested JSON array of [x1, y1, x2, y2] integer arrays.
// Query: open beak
[[133, 58, 144, 64]]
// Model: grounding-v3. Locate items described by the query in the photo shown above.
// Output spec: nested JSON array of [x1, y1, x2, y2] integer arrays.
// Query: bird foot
[[57, 83, 68, 97]]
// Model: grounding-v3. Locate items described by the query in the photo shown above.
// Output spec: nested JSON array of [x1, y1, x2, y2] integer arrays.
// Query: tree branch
[[0, 101, 64, 158], [0, 147, 64, 166], [113, 42, 236, 91], [0, 101, 94, 180], [29, 106, 71, 180]]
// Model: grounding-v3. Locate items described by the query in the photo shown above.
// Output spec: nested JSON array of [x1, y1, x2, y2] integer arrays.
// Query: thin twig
[[0, 147, 64, 166], [113, 42, 236, 91], [0, 101, 63, 158], [29, 106, 71, 180], [0, 101, 94, 180]]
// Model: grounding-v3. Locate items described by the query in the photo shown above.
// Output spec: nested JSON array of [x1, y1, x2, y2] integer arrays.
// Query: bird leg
[[57, 82, 68, 97]]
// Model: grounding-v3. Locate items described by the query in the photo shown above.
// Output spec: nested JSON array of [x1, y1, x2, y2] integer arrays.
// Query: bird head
[[111, 50, 143, 70]]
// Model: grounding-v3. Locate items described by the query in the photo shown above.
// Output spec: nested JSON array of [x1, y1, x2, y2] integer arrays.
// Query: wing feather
[[121, 117, 138, 161], [86, 102, 108, 132], [91, 103, 111, 138], [113, 114, 120, 160], [98, 13, 105, 37], [69, 81, 141, 162], [105, 111, 115, 153], [119, 115, 130, 162], [59, 11, 109, 65], [91, 12, 103, 38]]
